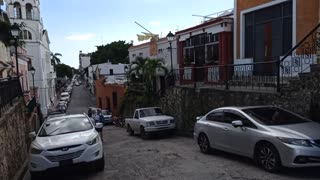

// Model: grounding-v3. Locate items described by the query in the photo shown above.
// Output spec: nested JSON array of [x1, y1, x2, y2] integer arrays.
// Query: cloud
[[65, 33, 95, 41], [149, 21, 161, 26]]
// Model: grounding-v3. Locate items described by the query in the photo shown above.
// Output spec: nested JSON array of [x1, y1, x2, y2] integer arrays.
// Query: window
[[132, 54, 136, 58], [134, 111, 139, 119], [112, 92, 118, 107], [139, 52, 143, 57], [21, 30, 32, 40], [206, 112, 224, 122], [244, 1, 292, 59], [109, 69, 113, 75], [206, 44, 219, 63], [13, 2, 22, 19], [243, 107, 310, 126], [26, 3, 34, 20]]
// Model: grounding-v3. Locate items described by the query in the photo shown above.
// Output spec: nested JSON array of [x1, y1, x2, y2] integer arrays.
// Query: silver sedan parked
[[194, 106, 320, 172]]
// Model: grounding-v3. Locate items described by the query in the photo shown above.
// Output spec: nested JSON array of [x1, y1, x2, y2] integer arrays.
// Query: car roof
[[136, 107, 161, 111], [47, 114, 87, 122], [215, 105, 275, 111]]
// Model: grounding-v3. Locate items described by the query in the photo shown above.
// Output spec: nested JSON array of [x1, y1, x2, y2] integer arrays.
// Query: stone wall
[[0, 99, 38, 180], [159, 65, 320, 134]]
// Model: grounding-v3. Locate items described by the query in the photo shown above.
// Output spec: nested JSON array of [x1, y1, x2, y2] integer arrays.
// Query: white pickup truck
[[125, 107, 175, 139]]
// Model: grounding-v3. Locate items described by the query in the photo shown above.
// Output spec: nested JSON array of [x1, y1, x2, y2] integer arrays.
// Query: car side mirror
[[232, 120, 243, 128], [95, 123, 103, 130], [29, 132, 36, 138], [196, 116, 203, 121]]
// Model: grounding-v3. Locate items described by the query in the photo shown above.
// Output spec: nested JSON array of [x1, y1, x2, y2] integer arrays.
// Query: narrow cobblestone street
[[24, 85, 320, 180]]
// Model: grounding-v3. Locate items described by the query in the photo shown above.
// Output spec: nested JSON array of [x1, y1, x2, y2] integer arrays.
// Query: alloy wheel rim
[[259, 146, 276, 170], [199, 136, 208, 152]]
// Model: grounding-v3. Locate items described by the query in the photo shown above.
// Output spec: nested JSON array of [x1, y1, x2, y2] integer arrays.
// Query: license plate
[[59, 159, 73, 167]]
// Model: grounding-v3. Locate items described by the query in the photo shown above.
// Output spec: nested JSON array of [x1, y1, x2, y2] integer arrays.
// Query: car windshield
[[243, 107, 310, 125], [61, 94, 68, 97], [38, 117, 93, 137], [102, 110, 110, 115], [140, 108, 163, 117]]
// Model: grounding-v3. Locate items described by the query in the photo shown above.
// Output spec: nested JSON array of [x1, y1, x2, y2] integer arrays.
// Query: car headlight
[[30, 146, 43, 154], [278, 137, 312, 147], [146, 122, 155, 127], [87, 135, 100, 145]]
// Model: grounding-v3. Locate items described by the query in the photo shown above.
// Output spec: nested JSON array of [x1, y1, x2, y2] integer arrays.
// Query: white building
[[79, 51, 91, 71], [87, 62, 128, 95], [6, 0, 55, 115], [128, 37, 178, 91]]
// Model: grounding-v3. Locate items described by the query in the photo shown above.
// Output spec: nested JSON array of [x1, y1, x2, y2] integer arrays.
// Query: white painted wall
[[129, 39, 178, 71], [7, 0, 54, 115], [80, 55, 91, 70]]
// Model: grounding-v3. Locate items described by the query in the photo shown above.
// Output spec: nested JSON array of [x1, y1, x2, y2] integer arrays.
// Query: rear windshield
[[140, 108, 163, 117], [38, 117, 93, 137], [243, 107, 310, 125], [102, 110, 110, 115]]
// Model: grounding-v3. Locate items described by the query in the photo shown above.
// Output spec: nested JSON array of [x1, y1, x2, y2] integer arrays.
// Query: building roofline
[[175, 17, 233, 35]]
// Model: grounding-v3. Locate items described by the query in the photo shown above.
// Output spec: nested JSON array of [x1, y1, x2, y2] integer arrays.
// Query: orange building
[[95, 77, 126, 116], [234, 0, 320, 66]]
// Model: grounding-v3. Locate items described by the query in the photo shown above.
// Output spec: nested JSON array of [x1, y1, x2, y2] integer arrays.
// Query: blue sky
[[40, 0, 234, 68]]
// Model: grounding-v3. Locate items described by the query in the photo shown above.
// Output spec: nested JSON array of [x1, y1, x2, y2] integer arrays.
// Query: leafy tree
[[129, 57, 167, 93], [50, 53, 62, 71], [56, 63, 73, 78], [0, 21, 25, 47], [90, 40, 132, 65]]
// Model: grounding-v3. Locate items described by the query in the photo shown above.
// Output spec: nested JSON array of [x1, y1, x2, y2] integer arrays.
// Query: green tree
[[129, 57, 167, 93], [50, 53, 62, 71], [90, 40, 132, 65], [56, 63, 72, 78]]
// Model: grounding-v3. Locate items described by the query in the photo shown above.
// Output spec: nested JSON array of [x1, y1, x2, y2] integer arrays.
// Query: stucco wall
[[0, 99, 38, 180]]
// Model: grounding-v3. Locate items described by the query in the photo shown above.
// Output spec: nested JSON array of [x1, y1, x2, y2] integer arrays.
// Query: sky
[[40, 0, 234, 68]]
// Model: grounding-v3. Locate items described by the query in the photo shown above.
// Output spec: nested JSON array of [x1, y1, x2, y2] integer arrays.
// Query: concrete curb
[[12, 159, 28, 180]]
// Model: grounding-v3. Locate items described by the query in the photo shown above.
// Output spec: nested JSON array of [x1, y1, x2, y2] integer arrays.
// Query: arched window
[[13, 2, 22, 19], [22, 30, 33, 40], [26, 3, 34, 20]]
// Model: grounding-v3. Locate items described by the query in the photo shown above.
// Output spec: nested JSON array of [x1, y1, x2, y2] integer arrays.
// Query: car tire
[[127, 124, 134, 136], [198, 133, 211, 154], [140, 126, 149, 140], [95, 156, 105, 172], [255, 142, 281, 173]]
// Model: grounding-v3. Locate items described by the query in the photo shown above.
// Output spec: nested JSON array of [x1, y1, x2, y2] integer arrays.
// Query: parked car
[[125, 107, 175, 139], [60, 92, 70, 102], [101, 110, 112, 125], [194, 106, 320, 172], [28, 114, 104, 179]]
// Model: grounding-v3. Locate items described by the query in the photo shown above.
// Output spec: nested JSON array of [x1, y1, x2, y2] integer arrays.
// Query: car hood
[[140, 115, 173, 122], [268, 122, 320, 139], [34, 130, 96, 150]]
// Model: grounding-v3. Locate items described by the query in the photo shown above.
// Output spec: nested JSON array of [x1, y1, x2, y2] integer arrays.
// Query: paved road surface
[[67, 85, 96, 114], [24, 85, 320, 180]]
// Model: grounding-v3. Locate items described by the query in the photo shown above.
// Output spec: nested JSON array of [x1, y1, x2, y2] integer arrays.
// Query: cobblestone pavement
[[24, 85, 319, 180]]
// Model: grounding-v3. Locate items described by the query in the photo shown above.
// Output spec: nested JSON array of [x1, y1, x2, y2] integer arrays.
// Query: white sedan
[[28, 114, 104, 179]]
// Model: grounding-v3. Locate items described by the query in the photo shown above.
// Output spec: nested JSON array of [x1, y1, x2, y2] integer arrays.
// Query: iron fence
[[0, 77, 23, 117], [26, 97, 36, 113]]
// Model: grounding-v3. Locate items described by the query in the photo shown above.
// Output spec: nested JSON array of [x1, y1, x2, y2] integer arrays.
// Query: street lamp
[[166, 31, 175, 73], [30, 66, 36, 102], [11, 23, 21, 76]]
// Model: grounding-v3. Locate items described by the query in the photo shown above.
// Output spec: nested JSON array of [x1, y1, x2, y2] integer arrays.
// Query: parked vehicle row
[[88, 107, 113, 125]]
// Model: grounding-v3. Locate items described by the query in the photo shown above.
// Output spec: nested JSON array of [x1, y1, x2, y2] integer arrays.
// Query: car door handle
[[223, 127, 229, 131]]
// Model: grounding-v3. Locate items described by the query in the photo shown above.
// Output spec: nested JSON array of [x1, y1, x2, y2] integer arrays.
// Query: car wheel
[[127, 125, 134, 136], [95, 156, 105, 172], [198, 134, 211, 154], [140, 126, 149, 140], [255, 143, 281, 172]]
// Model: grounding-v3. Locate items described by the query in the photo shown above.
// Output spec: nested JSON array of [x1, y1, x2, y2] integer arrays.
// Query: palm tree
[[129, 57, 167, 93], [50, 53, 62, 71]]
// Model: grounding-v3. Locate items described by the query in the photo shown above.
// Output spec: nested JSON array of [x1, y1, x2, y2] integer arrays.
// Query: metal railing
[[0, 77, 23, 117], [171, 61, 279, 92], [26, 97, 36, 113]]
